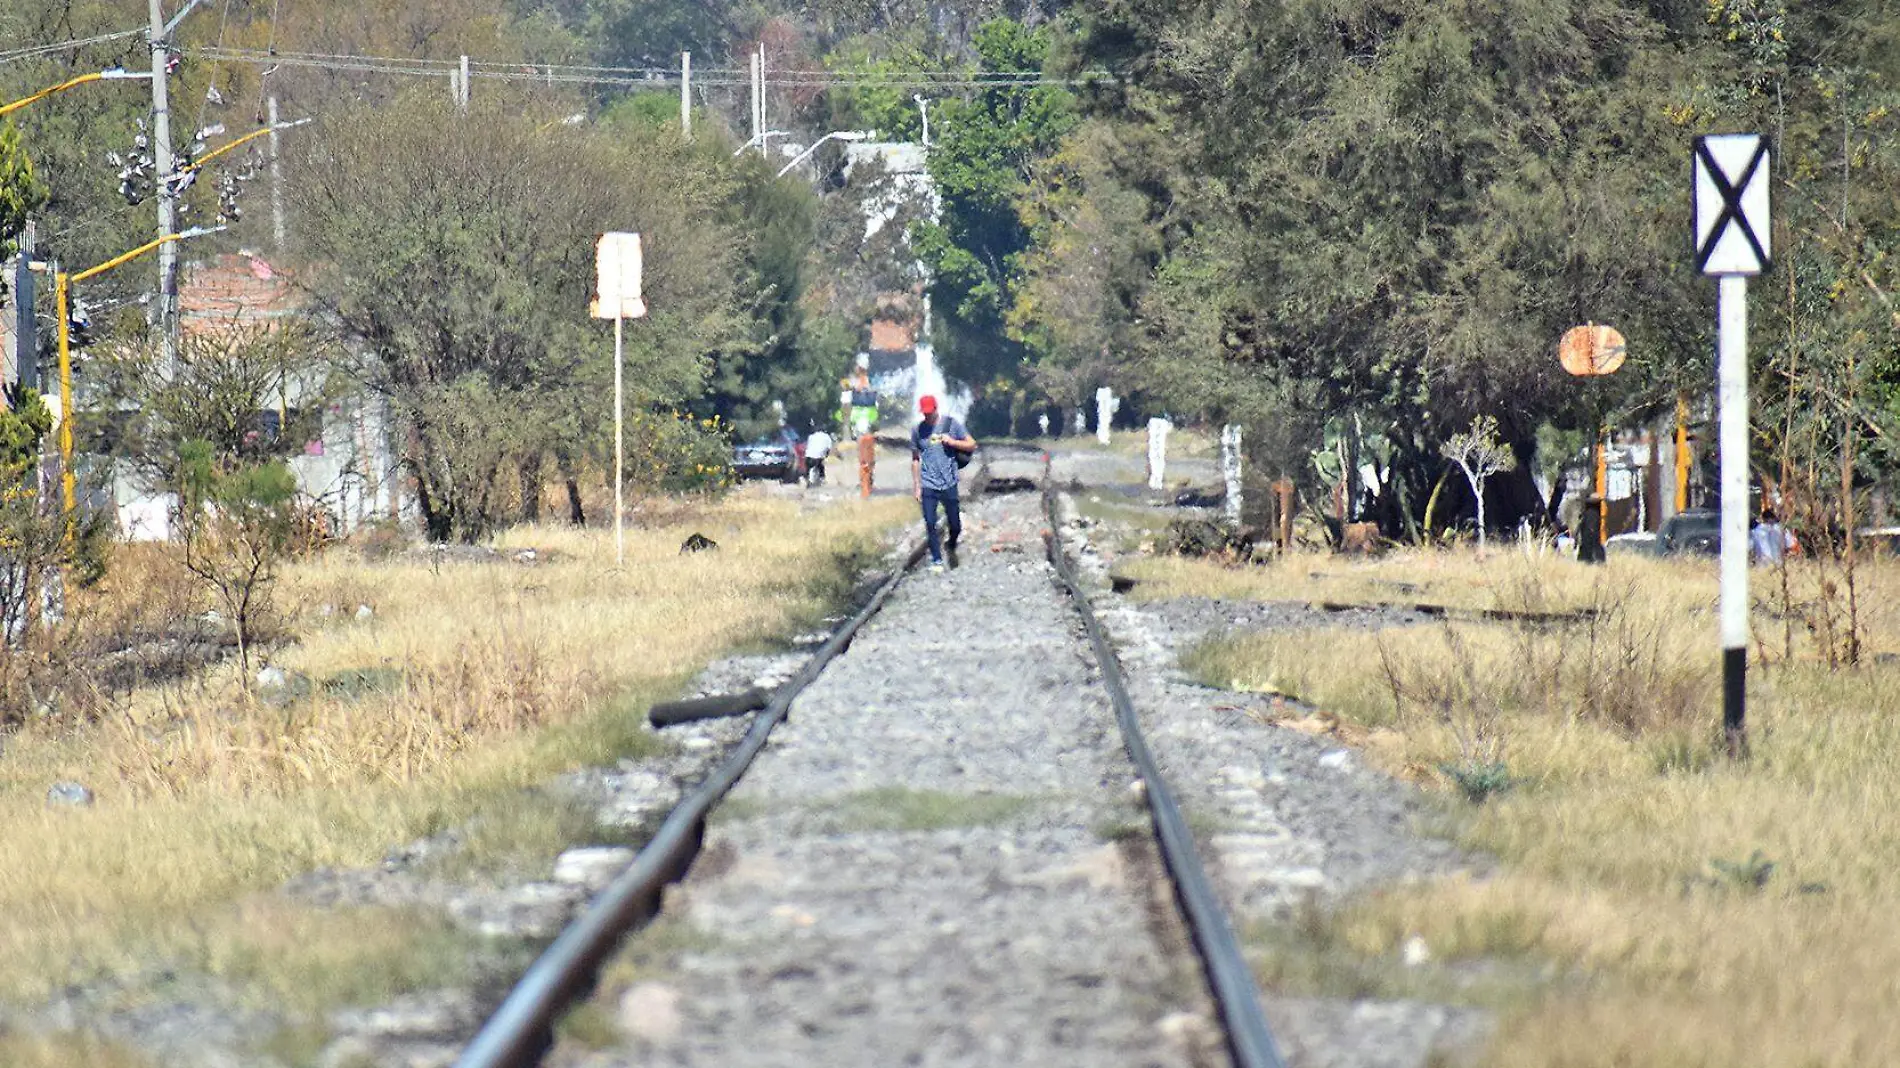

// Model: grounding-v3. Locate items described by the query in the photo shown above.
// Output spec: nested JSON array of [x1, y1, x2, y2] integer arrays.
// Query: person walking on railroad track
[[911, 395, 976, 573]]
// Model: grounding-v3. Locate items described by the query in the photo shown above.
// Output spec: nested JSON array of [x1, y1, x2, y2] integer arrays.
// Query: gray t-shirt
[[911, 416, 967, 493]]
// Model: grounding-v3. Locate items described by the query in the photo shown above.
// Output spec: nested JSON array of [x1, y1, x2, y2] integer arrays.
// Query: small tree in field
[[1442, 415, 1516, 550], [175, 441, 299, 677]]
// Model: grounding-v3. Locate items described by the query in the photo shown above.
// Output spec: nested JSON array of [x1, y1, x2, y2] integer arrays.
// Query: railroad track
[[454, 457, 1286, 1068]]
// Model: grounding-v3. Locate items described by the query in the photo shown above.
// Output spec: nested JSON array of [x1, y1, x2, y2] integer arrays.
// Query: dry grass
[[1061, 426, 1216, 458], [0, 490, 909, 1018], [1120, 542, 1709, 612], [1179, 548, 1900, 1066], [0, 1032, 151, 1068]]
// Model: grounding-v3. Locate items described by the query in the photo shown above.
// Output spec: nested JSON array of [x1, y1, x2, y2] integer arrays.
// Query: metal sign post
[[1692, 132, 1771, 753], [593, 233, 647, 567], [1557, 322, 1627, 562]]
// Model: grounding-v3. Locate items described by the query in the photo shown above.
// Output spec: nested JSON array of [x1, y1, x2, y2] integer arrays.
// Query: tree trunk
[[1344, 412, 1361, 523], [519, 453, 544, 524], [557, 450, 586, 526], [1474, 475, 1487, 550], [410, 462, 453, 543]]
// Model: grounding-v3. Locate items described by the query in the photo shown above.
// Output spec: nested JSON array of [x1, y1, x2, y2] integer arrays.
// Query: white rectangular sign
[[591, 232, 647, 319], [1693, 134, 1771, 276]]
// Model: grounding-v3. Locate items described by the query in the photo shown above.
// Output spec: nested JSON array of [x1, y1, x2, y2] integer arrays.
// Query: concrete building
[[97, 251, 406, 541], [842, 142, 965, 421]]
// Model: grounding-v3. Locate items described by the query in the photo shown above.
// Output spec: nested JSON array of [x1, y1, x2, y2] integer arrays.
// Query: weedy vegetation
[[1177, 546, 1900, 1066], [0, 491, 906, 1050]]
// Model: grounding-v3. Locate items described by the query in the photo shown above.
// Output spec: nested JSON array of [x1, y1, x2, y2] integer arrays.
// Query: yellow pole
[[1675, 394, 1691, 511], [73, 232, 184, 284], [183, 126, 275, 173], [58, 231, 199, 516], [1596, 427, 1609, 535], [55, 271, 75, 515], [0, 72, 105, 118]]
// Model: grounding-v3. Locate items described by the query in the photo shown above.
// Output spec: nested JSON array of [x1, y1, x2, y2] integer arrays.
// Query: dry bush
[[0, 544, 214, 725], [0, 491, 909, 1008], [101, 624, 592, 798], [1188, 549, 1900, 1067], [1376, 573, 1713, 742]]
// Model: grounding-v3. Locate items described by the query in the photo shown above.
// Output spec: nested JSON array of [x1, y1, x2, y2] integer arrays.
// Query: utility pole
[[268, 96, 286, 252], [750, 48, 762, 155], [680, 52, 691, 139], [12, 220, 33, 392], [148, 0, 178, 369]]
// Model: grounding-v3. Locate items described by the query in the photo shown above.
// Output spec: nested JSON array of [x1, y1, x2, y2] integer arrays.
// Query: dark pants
[[921, 487, 961, 563], [808, 458, 826, 485]]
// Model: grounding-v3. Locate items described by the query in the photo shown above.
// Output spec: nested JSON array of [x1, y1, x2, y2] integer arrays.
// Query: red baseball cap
[[919, 395, 938, 414]]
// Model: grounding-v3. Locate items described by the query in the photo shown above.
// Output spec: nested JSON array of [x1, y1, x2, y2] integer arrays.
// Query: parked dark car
[[732, 426, 807, 482], [1658, 508, 1721, 556]]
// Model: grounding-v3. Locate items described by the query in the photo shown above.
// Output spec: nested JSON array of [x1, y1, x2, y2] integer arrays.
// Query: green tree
[[289, 92, 742, 541], [601, 94, 872, 438], [1008, 119, 1161, 425], [697, 150, 854, 438], [96, 323, 328, 490], [0, 118, 47, 267], [0, 387, 107, 697], [174, 440, 298, 676], [1080, 0, 1716, 526], [0, 5, 193, 309], [913, 18, 1078, 387], [1696, 0, 1900, 664]]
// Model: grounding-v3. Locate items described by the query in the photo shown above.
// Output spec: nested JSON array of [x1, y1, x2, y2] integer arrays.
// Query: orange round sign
[[1559, 324, 1627, 377]]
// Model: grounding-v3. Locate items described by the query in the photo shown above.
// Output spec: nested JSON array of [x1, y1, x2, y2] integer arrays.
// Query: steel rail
[[454, 541, 928, 1068], [1042, 485, 1290, 1068]]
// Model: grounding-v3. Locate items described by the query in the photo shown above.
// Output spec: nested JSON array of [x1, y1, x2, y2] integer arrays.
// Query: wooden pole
[[1675, 393, 1691, 511], [614, 314, 624, 567]]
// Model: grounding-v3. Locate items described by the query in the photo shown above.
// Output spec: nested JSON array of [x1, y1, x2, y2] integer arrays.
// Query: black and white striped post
[[1692, 133, 1771, 754]]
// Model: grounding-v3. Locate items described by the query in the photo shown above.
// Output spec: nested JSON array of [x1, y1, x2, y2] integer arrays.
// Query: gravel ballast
[[560, 457, 1219, 1068], [1049, 452, 1492, 1068]]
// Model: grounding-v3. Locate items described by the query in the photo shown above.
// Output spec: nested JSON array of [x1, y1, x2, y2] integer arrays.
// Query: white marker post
[[1147, 417, 1171, 491], [593, 233, 647, 567], [1220, 424, 1244, 526], [1692, 133, 1771, 753]]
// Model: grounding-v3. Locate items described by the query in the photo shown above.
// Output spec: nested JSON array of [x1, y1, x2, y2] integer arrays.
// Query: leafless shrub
[[1380, 574, 1713, 739]]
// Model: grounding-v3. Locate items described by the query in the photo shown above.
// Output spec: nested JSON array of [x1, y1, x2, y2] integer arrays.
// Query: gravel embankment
[[1049, 452, 1493, 1068]]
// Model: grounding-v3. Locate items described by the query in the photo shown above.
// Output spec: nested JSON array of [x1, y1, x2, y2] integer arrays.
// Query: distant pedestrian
[[1750, 510, 1792, 563], [806, 426, 833, 486], [855, 408, 877, 498], [911, 395, 975, 572], [1038, 412, 1050, 437]]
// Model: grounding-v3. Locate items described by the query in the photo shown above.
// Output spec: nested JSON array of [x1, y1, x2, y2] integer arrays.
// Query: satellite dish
[[1559, 324, 1627, 377]]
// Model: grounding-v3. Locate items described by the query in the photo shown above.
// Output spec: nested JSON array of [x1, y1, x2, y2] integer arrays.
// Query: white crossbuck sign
[[1693, 133, 1771, 276]]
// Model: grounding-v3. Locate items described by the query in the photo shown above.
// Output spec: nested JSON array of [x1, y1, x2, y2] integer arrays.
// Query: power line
[[194, 0, 238, 135], [194, 46, 1118, 89], [0, 28, 145, 67]]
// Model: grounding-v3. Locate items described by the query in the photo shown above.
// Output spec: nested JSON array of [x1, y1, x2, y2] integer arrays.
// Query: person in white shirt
[[1750, 510, 1793, 563], [806, 426, 834, 485]]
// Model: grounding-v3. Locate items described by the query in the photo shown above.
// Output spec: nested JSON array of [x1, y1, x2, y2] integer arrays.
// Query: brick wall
[[869, 317, 913, 354], [178, 253, 301, 334]]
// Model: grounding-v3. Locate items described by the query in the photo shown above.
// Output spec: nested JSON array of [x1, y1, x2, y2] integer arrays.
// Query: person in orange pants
[[858, 429, 876, 498]]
